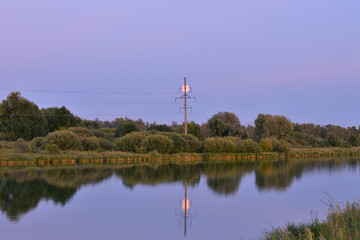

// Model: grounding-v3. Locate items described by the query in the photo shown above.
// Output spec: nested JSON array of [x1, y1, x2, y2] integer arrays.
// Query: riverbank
[[1, 147, 360, 167], [264, 199, 360, 240]]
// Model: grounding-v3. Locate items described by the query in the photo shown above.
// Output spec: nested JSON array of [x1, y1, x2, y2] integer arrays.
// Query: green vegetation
[[207, 112, 244, 137], [263, 198, 360, 240], [1, 92, 360, 155]]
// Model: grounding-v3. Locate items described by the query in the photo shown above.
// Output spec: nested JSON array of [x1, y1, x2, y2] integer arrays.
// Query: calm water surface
[[1, 158, 360, 240]]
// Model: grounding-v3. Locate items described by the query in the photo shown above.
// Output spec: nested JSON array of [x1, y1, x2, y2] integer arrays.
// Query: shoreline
[[1, 147, 360, 167]]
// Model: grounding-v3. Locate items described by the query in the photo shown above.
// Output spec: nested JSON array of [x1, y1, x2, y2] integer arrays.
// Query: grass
[[263, 195, 360, 240], [1, 140, 360, 166]]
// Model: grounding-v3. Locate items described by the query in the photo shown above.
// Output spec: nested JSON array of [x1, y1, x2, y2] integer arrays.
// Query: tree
[[207, 112, 243, 137], [147, 123, 173, 132], [348, 135, 359, 147], [42, 106, 81, 133], [264, 115, 294, 140], [0, 92, 48, 140], [327, 133, 340, 147], [176, 121, 203, 139], [81, 120, 100, 129], [254, 114, 267, 141], [114, 121, 139, 137]]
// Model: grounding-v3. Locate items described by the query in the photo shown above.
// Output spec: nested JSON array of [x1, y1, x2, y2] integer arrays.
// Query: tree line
[[0, 92, 359, 153]]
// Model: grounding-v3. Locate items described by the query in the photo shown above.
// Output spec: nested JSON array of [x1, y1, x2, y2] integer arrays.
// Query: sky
[[1, 0, 359, 127]]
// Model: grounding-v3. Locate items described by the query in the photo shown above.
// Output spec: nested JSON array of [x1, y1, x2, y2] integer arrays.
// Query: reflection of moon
[[182, 198, 190, 211], [181, 85, 190, 93]]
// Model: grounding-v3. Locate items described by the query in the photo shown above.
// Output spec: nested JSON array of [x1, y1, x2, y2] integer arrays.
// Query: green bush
[[260, 138, 273, 152], [67, 127, 94, 137], [220, 138, 238, 153], [241, 139, 261, 153], [0, 132, 6, 140], [141, 134, 174, 154], [93, 129, 114, 140], [14, 138, 29, 153], [162, 132, 189, 153], [44, 130, 83, 151], [115, 121, 139, 137], [45, 143, 61, 154], [203, 138, 220, 153], [348, 134, 359, 147], [203, 137, 238, 153], [98, 138, 114, 151], [115, 132, 145, 152], [82, 136, 100, 151], [183, 134, 202, 152], [293, 131, 322, 147], [28, 137, 45, 152], [267, 137, 292, 153]]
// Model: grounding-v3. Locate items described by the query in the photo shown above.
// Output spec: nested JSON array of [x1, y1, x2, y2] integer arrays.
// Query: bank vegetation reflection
[[0, 158, 358, 221]]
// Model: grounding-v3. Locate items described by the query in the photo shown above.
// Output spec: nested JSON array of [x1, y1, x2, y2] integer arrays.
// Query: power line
[[0, 67, 166, 80], [37, 101, 176, 105], [0, 88, 177, 95], [0, 112, 180, 117]]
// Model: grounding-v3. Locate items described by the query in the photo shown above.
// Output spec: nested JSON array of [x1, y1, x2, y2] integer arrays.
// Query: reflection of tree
[[254, 159, 354, 191], [0, 158, 358, 221], [115, 164, 202, 188], [204, 162, 254, 195], [255, 161, 297, 191], [0, 179, 76, 221], [0, 167, 113, 221]]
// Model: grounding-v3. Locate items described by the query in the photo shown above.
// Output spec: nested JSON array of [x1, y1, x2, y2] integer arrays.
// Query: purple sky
[[1, 0, 359, 127]]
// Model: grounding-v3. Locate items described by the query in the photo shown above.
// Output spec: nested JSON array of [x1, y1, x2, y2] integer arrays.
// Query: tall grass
[[263, 196, 360, 240]]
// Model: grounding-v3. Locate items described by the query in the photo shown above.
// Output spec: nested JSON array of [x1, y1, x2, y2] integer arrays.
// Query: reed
[[263, 197, 360, 240]]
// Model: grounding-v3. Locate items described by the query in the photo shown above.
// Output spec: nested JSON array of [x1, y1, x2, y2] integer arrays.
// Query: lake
[[1, 158, 360, 240]]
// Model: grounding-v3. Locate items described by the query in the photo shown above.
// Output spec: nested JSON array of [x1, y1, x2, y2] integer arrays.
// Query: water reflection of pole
[[177, 179, 192, 237], [184, 181, 187, 237]]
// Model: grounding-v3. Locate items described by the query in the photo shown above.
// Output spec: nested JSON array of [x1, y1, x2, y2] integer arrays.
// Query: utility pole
[[176, 77, 195, 135], [184, 77, 187, 135]]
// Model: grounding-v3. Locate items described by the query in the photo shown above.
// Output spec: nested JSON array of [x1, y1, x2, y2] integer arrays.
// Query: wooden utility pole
[[184, 77, 187, 135], [176, 77, 195, 136]]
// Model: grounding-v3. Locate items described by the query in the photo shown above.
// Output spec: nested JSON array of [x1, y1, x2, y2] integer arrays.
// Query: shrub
[[203, 138, 220, 153], [93, 129, 114, 141], [67, 127, 94, 137], [115, 122, 139, 137], [45, 143, 61, 154], [98, 138, 114, 151], [293, 131, 322, 147], [14, 138, 29, 153], [203, 137, 238, 153], [183, 134, 202, 152], [141, 134, 174, 154], [348, 134, 359, 147], [115, 132, 145, 152], [162, 132, 189, 153], [0, 132, 6, 140], [268, 137, 292, 153], [241, 139, 261, 153], [44, 130, 83, 151], [260, 138, 273, 152], [82, 136, 100, 151], [93, 128, 116, 141], [220, 138, 237, 153], [28, 137, 45, 152]]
